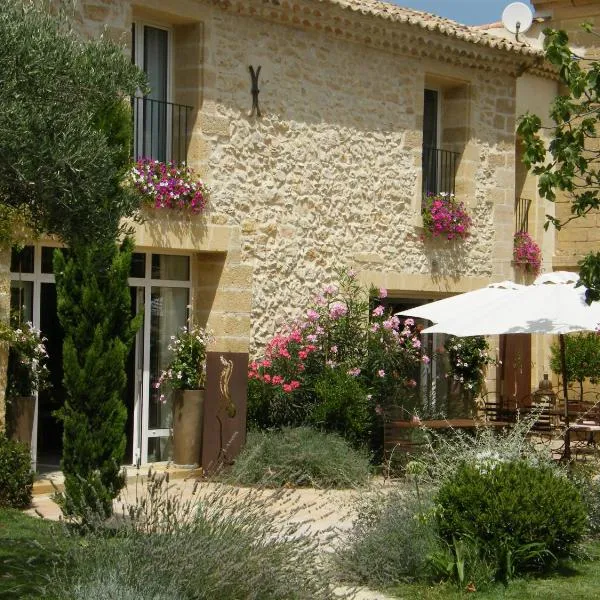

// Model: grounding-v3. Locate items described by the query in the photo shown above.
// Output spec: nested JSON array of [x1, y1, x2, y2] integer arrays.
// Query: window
[[132, 22, 191, 163]]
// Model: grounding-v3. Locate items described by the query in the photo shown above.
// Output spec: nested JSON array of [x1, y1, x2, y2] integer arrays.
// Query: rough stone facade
[[200, 6, 523, 345], [0, 0, 556, 431]]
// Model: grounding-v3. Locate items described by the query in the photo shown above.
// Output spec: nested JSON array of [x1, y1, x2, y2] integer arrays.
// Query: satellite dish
[[502, 2, 533, 39]]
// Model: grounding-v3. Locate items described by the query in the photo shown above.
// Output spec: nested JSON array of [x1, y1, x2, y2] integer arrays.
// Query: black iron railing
[[515, 197, 531, 233], [132, 96, 193, 164], [422, 146, 460, 197]]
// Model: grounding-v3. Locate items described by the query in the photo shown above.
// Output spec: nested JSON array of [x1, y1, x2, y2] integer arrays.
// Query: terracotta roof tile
[[322, 0, 542, 56]]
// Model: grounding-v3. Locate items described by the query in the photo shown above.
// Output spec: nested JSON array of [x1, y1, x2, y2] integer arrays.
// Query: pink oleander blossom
[[372, 305, 385, 317], [329, 302, 348, 319]]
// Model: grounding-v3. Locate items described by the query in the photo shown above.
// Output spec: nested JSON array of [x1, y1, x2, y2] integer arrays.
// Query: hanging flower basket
[[513, 231, 541, 274], [128, 159, 209, 214], [422, 193, 472, 240]]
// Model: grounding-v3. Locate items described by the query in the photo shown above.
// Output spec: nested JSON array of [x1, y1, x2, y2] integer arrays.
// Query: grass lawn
[[3, 507, 600, 599], [0, 509, 73, 599], [389, 541, 600, 599]]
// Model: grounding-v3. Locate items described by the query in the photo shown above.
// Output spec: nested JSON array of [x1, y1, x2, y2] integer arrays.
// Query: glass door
[[129, 252, 191, 464]]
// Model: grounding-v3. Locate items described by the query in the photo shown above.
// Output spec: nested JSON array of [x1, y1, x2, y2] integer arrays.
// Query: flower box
[[422, 193, 471, 240], [128, 159, 209, 214]]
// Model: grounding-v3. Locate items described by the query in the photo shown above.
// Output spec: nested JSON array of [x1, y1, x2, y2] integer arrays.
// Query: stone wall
[[196, 6, 519, 347], [54, 0, 525, 355], [531, 1, 600, 270]]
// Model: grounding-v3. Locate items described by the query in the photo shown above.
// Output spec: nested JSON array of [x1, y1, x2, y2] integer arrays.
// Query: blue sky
[[393, 1, 534, 26]]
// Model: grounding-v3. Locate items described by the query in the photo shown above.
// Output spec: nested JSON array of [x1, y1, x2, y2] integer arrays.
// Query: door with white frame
[[129, 251, 191, 465], [8, 246, 192, 468]]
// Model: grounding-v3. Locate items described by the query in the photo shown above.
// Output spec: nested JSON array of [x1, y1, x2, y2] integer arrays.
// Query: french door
[[129, 252, 191, 465], [8, 246, 192, 468]]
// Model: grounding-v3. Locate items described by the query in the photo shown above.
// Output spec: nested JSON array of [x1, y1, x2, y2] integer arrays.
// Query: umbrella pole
[[560, 334, 571, 461]]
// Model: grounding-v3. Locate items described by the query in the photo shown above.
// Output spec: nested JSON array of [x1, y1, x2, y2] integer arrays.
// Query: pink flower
[[379, 287, 388, 298], [263, 374, 271, 383], [323, 284, 338, 296], [330, 345, 338, 354], [382, 319, 393, 330], [272, 375, 283, 385], [329, 302, 348, 319], [307, 334, 318, 343], [404, 318, 414, 327], [306, 309, 319, 322], [370, 323, 380, 333], [406, 379, 417, 388], [347, 367, 361, 377], [377, 369, 385, 378], [375, 404, 383, 415], [422, 355, 431, 365], [372, 305, 385, 317], [282, 384, 293, 393]]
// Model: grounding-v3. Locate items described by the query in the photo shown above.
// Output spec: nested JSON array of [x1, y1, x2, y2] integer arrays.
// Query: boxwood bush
[[0, 434, 33, 508], [435, 459, 586, 577]]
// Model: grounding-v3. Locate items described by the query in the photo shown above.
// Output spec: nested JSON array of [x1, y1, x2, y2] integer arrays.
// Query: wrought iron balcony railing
[[132, 96, 193, 164], [515, 197, 531, 233], [422, 146, 460, 197]]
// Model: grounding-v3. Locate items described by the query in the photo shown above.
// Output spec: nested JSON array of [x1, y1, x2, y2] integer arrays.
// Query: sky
[[393, 0, 535, 26]]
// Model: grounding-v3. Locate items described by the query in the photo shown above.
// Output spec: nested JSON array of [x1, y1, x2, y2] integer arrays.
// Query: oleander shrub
[[0, 434, 33, 508], [336, 490, 438, 587], [435, 459, 586, 577], [225, 427, 370, 488], [310, 368, 373, 448]]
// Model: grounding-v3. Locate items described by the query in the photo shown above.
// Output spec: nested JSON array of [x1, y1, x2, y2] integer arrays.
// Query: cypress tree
[[54, 238, 141, 517]]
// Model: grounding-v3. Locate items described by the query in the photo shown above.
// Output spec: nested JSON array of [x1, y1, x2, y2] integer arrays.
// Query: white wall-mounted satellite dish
[[502, 2, 533, 40]]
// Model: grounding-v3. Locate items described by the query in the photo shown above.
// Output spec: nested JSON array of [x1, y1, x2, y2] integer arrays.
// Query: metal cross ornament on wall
[[249, 65, 262, 117]]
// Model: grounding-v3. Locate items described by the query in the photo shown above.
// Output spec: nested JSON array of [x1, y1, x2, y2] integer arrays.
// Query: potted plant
[[444, 335, 496, 418], [422, 193, 472, 240], [513, 231, 542, 275], [128, 158, 210, 214], [0, 319, 49, 446], [156, 323, 212, 465]]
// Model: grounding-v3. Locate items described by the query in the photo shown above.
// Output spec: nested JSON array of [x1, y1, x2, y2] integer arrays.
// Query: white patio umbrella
[[421, 272, 600, 336], [417, 272, 600, 459], [395, 280, 524, 324]]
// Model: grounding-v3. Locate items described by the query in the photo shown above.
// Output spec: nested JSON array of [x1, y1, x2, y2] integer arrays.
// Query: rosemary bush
[[224, 427, 371, 488], [335, 490, 438, 587]]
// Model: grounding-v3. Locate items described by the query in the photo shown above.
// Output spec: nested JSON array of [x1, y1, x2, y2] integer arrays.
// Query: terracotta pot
[[172, 388, 204, 466], [8, 395, 35, 447]]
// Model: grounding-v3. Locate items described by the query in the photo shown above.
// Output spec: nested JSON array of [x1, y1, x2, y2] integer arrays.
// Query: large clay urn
[[172, 389, 204, 465], [8, 395, 35, 447]]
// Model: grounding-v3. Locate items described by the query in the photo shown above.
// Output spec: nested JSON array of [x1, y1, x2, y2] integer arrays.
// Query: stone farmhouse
[[3, 0, 596, 467]]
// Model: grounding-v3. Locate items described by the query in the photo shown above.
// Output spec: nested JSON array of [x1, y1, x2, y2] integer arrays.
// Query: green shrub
[[336, 491, 438, 587], [225, 427, 370, 488], [435, 459, 586, 577], [54, 473, 340, 600], [311, 368, 373, 447], [0, 435, 33, 508], [247, 378, 315, 429]]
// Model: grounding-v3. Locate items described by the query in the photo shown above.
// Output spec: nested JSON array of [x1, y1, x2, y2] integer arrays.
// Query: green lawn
[[0, 509, 72, 599], [3, 508, 600, 600], [389, 542, 600, 599]]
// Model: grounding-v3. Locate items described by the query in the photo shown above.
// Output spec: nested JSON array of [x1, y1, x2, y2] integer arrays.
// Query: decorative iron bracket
[[249, 65, 262, 117]]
